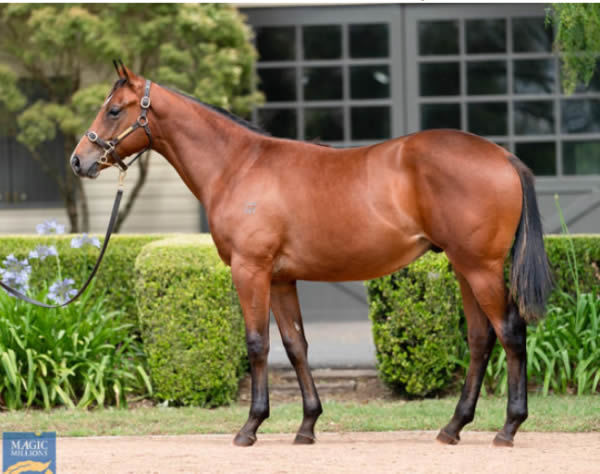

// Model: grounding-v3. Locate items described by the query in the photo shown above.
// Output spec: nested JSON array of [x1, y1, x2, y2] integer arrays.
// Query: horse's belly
[[274, 231, 431, 282]]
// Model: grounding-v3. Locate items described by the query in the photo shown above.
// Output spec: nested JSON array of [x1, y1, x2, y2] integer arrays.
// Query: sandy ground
[[56, 431, 600, 474]]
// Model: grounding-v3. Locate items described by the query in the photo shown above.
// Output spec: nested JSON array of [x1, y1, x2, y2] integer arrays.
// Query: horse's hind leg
[[271, 281, 323, 444], [491, 300, 528, 447], [437, 272, 496, 444], [231, 258, 272, 447], [451, 261, 528, 447]]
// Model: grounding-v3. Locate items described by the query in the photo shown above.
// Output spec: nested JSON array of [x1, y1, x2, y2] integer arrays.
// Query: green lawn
[[1, 396, 598, 437]]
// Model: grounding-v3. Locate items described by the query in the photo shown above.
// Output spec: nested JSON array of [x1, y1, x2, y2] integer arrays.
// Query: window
[[253, 21, 393, 146], [413, 14, 600, 177], [0, 78, 66, 208]]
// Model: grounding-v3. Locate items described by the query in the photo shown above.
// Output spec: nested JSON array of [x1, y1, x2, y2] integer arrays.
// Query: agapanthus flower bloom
[[70, 233, 101, 249], [29, 245, 58, 261], [0, 254, 31, 295], [47, 278, 77, 305], [36, 220, 65, 235]]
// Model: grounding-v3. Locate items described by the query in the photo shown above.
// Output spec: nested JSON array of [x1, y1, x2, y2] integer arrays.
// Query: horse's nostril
[[71, 155, 81, 170]]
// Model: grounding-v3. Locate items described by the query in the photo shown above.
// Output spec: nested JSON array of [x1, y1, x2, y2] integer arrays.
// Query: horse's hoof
[[492, 433, 514, 447], [294, 433, 316, 445], [436, 429, 460, 445], [233, 431, 257, 447]]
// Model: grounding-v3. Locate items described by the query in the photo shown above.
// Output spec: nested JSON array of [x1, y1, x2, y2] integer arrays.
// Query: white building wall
[[0, 152, 201, 234]]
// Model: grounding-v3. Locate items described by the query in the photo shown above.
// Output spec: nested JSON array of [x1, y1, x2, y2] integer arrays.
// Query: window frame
[[244, 5, 404, 147], [405, 3, 600, 179]]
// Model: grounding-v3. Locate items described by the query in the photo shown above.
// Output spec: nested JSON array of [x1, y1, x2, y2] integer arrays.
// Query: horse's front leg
[[231, 257, 272, 447], [271, 281, 322, 444]]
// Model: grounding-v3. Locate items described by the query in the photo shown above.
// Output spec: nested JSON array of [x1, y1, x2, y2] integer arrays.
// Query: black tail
[[507, 155, 554, 323]]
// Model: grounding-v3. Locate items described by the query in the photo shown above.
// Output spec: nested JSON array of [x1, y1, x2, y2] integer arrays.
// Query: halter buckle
[[88, 131, 98, 142], [140, 96, 151, 109], [137, 115, 148, 127]]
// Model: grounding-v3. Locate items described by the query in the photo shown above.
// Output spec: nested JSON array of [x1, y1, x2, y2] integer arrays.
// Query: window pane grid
[[416, 15, 600, 176], [255, 21, 392, 146]]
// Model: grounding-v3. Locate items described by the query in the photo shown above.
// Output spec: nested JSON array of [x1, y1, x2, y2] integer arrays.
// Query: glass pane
[[467, 61, 507, 95], [256, 26, 295, 61], [421, 104, 461, 130], [562, 99, 600, 134], [303, 25, 341, 60], [515, 142, 556, 176], [467, 102, 507, 136], [514, 101, 554, 135], [303, 67, 342, 101], [420, 63, 460, 96], [351, 106, 390, 140], [466, 19, 506, 54], [349, 24, 389, 58], [305, 107, 343, 141], [350, 65, 390, 99], [514, 59, 555, 94], [258, 68, 296, 102], [418, 20, 459, 55], [563, 141, 600, 175], [512, 17, 553, 53], [258, 109, 297, 139]]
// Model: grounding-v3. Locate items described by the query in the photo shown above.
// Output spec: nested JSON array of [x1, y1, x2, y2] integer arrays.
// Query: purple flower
[[47, 278, 77, 305], [36, 220, 65, 235], [70, 234, 101, 249], [29, 245, 58, 261], [0, 254, 31, 295]]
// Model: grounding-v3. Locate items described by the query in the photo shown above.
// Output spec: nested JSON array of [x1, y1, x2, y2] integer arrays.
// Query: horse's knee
[[282, 334, 307, 366], [246, 331, 269, 362]]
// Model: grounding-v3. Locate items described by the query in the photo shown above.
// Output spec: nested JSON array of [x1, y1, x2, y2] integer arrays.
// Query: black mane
[[162, 85, 269, 136]]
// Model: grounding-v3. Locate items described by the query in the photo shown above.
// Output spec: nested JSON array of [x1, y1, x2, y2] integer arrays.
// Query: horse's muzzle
[[70, 155, 100, 178]]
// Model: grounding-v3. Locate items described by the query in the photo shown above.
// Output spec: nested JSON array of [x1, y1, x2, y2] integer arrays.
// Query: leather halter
[[0, 81, 154, 308], [86, 79, 153, 172]]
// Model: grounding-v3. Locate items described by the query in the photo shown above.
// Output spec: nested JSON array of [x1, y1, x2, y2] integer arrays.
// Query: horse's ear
[[117, 59, 129, 82], [113, 59, 122, 78], [116, 60, 141, 85]]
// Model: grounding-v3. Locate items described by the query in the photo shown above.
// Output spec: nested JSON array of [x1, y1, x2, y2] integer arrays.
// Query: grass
[[0, 396, 599, 437]]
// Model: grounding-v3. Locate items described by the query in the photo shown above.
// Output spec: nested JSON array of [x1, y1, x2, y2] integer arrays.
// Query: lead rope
[[1, 81, 154, 308], [0, 172, 126, 308]]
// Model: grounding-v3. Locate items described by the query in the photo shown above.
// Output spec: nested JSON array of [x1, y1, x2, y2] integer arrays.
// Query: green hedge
[[135, 235, 246, 407], [366, 235, 600, 397], [0, 235, 162, 328], [367, 253, 462, 397]]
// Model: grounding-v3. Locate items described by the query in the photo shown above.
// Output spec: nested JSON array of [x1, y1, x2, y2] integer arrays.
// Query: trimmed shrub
[[366, 235, 600, 397], [135, 235, 246, 407], [0, 235, 162, 327], [366, 253, 462, 397]]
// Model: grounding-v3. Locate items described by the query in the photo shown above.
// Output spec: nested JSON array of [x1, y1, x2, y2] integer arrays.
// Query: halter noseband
[[86, 79, 153, 172]]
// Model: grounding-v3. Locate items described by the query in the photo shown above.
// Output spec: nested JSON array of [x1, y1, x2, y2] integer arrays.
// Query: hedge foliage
[[0, 235, 162, 327], [366, 235, 600, 397], [135, 235, 246, 407], [366, 253, 462, 397]]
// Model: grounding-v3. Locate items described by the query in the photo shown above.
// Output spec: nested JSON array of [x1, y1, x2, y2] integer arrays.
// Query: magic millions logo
[[2, 432, 56, 474]]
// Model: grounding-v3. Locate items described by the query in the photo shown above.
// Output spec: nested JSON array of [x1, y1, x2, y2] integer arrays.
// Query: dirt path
[[57, 431, 600, 474]]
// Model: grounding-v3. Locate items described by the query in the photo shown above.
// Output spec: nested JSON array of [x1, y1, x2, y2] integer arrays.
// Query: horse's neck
[[149, 87, 260, 211]]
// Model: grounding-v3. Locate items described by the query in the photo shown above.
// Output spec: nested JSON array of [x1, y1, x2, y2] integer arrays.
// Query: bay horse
[[71, 64, 552, 448]]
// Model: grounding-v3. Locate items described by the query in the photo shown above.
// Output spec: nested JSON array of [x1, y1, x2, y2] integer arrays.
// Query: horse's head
[[71, 61, 152, 178]]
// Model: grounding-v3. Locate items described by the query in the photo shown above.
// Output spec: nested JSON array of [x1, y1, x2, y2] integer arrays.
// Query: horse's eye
[[109, 107, 121, 117]]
